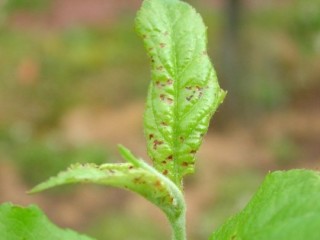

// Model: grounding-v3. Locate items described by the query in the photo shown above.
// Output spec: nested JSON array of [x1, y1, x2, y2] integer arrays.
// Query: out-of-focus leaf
[[0, 203, 94, 240]]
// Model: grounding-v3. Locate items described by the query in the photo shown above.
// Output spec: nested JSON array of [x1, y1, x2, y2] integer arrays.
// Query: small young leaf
[[30, 157, 184, 221], [136, 0, 226, 186], [0, 203, 94, 240], [211, 169, 320, 240]]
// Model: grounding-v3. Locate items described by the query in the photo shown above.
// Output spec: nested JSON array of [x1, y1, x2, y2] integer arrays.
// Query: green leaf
[[135, 0, 226, 186], [210, 169, 320, 240], [30, 147, 185, 222], [0, 203, 94, 240]]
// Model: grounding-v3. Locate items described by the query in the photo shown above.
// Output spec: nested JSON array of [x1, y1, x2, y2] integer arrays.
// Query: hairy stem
[[169, 204, 187, 240]]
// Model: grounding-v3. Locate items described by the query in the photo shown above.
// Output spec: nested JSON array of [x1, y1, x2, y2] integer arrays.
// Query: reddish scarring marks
[[166, 98, 173, 104], [190, 149, 197, 154], [196, 86, 203, 91], [160, 94, 166, 101], [160, 43, 166, 48], [162, 169, 168, 175], [153, 140, 163, 150], [156, 66, 164, 71], [167, 155, 173, 161], [167, 79, 173, 85], [154, 180, 162, 188], [156, 81, 168, 88], [134, 177, 146, 185], [160, 94, 174, 104], [181, 162, 189, 167], [149, 134, 154, 140], [160, 121, 168, 126], [186, 95, 194, 101]]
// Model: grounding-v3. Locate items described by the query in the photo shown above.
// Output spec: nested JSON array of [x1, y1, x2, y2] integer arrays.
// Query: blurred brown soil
[[1, 101, 319, 235]]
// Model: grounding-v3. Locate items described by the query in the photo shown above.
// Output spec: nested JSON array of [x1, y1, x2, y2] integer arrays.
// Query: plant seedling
[[1, 1, 320, 240]]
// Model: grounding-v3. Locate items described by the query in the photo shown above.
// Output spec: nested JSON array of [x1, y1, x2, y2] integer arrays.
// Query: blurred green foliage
[[198, 170, 264, 239], [87, 212, 166, 240], [4, 0, 51, 12], [0, 126, 110, 185]]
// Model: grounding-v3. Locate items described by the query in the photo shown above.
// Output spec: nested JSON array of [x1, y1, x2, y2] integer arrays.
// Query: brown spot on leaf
[[160, 43, 166, 48], [180, 136, 184, 142], [162, 169, 168, 175], [153, 140, 164, 150], [161, 121, 168, 126], [156, 66, 164, 71], [166, 98, 173, 104], [167, 155, 173, 161], [149, 134, 154, 140], [164, 31, 169, 36], [128, 165, 134, 170], [190, 150, 197, 154], [154, 180, 162, 188], [186, 95, 194, 101], [160, 94, 166, 101], [160, 94, 173, 104], [167, 79, 173, 85], [182, 162, 188, 167], [161, 160, 167, 164]]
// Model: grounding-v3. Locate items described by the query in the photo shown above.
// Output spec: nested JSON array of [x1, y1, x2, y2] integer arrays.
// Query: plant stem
[[169, 204, 187, 240]]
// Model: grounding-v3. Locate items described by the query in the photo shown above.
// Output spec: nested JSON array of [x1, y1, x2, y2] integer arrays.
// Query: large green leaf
[[211, 169, 320, 240], [30, 146, 184, 222], [0, 203, 94, 240], [136, 0, 225, 186]]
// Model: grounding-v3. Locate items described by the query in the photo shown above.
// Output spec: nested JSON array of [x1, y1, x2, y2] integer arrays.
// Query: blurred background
[[0, 0, 319, 239]]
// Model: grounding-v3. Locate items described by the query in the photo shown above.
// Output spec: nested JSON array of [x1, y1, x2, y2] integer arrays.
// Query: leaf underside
[[0, 203, 94, 240], [211, 169, 320, 240], [30, 146, 184, 220], [136, 0, 225, 185]]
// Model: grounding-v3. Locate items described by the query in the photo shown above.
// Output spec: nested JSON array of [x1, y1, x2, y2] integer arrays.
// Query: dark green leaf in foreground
[[30, 146, 184, 221], [211, 169, 320, 240], [0, 203, 94, 240], [136, 0, 226, 186]]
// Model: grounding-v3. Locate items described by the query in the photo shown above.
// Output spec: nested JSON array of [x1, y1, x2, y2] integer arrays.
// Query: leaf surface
[[211, 169, 320, 240], [30, 146, 184, 220], [0, 203, 94, 240], [136, 0, 225, 185]]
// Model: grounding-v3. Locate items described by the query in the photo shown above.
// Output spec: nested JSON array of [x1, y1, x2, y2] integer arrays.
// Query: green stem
[[169, 205, 187, 240], [138, 158, 187, 239]]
